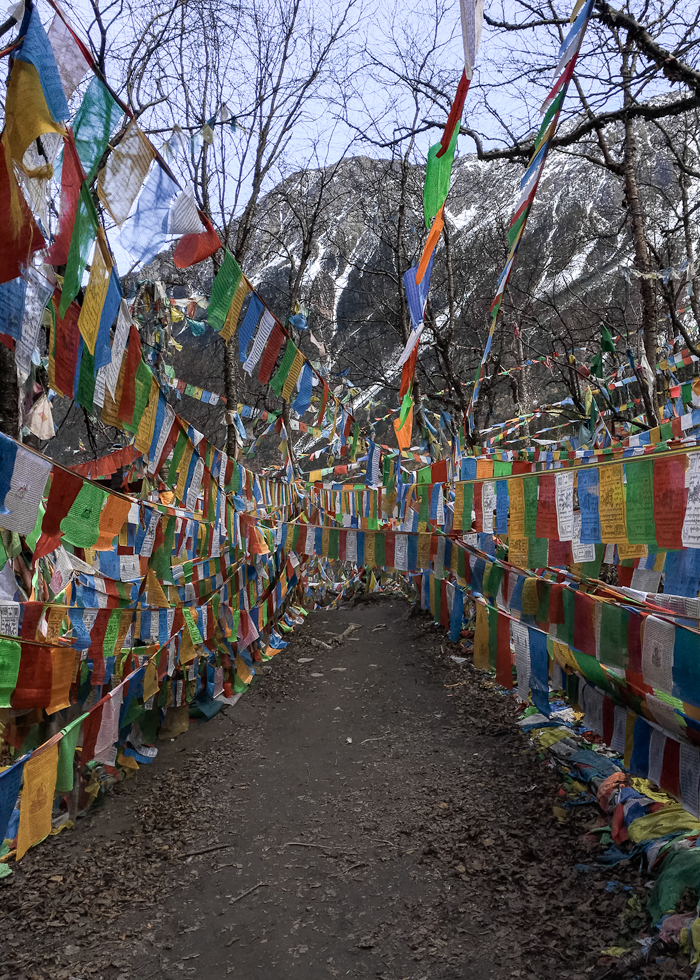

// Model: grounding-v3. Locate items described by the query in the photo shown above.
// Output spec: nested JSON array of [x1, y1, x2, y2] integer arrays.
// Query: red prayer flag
[[436, 71, 470, 158], [51, 293, 81, 397], [653, 456, 687, 549], [33, 467, 83, 560], [46, 131, 84, 265], [535, 473, 558, 539], [173, 213, 222, 268], [495, 611, 513, 687], [117, 325, 142, 424], [257, 323, 285, 384]]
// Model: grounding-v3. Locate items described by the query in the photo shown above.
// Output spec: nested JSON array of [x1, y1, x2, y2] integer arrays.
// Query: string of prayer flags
[[467, 0, 594, 426]]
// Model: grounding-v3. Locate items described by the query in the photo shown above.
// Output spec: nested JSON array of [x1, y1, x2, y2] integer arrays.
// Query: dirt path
[[1, 599, 670, 980]]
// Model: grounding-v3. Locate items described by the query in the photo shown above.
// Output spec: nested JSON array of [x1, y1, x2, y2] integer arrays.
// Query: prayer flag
[[16, 741, 59, 860]]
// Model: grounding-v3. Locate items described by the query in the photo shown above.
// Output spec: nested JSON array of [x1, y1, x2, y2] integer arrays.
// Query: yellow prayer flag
[[453, 484, 464, 530], [220, 278, 252, 344], [78, 231, 112, 354], [508, 536, 529, 569], [3, 61, 65, 181], [551, 639, 579, 672], [235, 655, 253, 685], [175, 443, 195, 503], [417, 532, 431, 569], [17, 742, 59, 860], [521, 577, 540, 615], [473, 602, 490, 670], [142, 660, 160, 702], [282, 350, 306, 402], [364, 532, 375, 568], [599, 464, 626, 543], [134, 378, 160, 453], [47, 647, 75, 715]]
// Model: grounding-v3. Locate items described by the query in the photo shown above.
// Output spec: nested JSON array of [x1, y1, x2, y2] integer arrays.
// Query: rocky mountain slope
[[53, 109, 697, 463]]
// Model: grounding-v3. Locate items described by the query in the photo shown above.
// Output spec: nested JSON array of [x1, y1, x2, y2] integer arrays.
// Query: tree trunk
[[223, 336, 239, 458]]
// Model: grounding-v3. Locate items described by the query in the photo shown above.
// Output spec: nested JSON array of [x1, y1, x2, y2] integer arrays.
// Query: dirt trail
[[1, 599, 671, 980]]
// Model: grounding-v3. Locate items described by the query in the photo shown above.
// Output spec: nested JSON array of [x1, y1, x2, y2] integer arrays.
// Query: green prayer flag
[[463, 483, 474, 530], [601, 324, 615, 354], [60, 483, 108, 548], [523, 476, 538, 537], [374, 531, 385, 568], [75, 343, 95, 411], [659, 421, 673, 442], [350, 422, 359, 460], [534, 90, 565, 146], [625, 459, 656, 546], [581, 544, 605, 581], [418, 486, 430, 524], [167, 430, 188, 487], [0, 638, 21, 708], [73, 76, 122, 183], [424, 123, 460, 228], [328, 527, 339, 560], [507, 206, 529, 248], [56, 714, 88, 794], [183, 608, 202, 644], [536, 581, 551, 623], [25, 496, 46, 553], [487, 605, 499, 669], [485, 564, 504, 602], [558, 587, 575, 648], [574, 650, 612, 691], [208, 250, 242, 332], [527, 535, 548, 569], [599, 604, 628, 669], [60, 184, 99, 317], [270, 340, 298, 397], [399, 392, 413, 426]]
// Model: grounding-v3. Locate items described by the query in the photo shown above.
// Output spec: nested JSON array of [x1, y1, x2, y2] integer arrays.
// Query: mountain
[[51, 112, 697, 465]]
